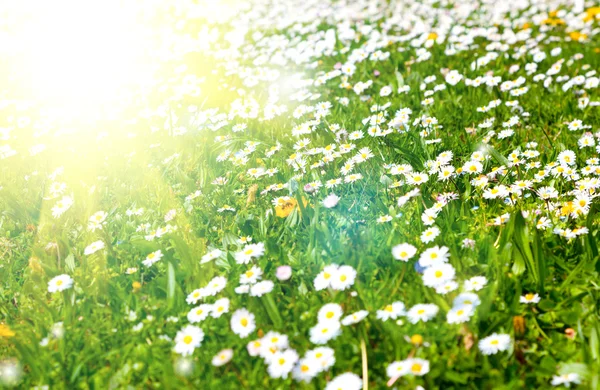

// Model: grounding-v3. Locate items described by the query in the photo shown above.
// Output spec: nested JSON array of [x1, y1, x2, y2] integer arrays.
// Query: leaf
[[64, 254, 76, 272]]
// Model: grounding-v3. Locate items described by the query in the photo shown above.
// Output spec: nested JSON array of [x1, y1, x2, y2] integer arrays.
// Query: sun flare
[[2, 0, 166, 122]]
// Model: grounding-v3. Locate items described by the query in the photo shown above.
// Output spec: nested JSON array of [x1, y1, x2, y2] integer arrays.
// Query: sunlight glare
[[4, 0, 159, 122]]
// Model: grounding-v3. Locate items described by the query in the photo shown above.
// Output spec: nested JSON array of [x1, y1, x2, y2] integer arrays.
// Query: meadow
[[1, 0, 600, 388]]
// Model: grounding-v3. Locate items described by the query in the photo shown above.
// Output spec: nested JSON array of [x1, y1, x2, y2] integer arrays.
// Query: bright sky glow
[[2, 0, 161, 122]]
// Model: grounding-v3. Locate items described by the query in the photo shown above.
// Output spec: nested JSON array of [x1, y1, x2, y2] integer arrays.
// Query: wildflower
[[212, 349, 233, 367], [250, 280, 274, 297], [478, 333, 511, 355], [0, 324, 15, 338], [520, 293, 541, 304], [211, 298, 230, 318], [551, 373, 581, 387], [267, 349, 299, 379], [322, 193, 340, 208], [464, 276, 488, 291], [231, 308, 256, 338], [377, 302, 405, 321], [48, 274, 73, 293], [318, 303, 343, 323], [187, 304, 212, 323], [407, 358, 430, 376], [276, 265, 292, 281], [392, 243, 417, 261], [309, 321, 342, 344], [235, 242, 265, 264], [174, 325, 204, 356], [274, 197, 298, 218], [447, 305, 474, 324], [422, 263, 455, 288], [330, 265, 356, 290], [84, 240, 105, 255], [341, 310, 369, 326], [325, 372, 363, 390], [142, 250, 163, 267], [201, 249, 222, 264], [418, 245, 450, 267], [407, 304, 439, 323]]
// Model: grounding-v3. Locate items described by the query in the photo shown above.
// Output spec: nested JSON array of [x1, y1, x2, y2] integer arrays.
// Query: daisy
[[212, 349, 233, 367], [435, 280, 458, 295], [422, 263, 456, 287], [453, 293, 481, 307], [201, 249, 222, 264], [446, 305, 474, 324], [309, 321, 342, 345], [322, 193, 340, 208], [376, 302, 405, 321], [84, 240, 105, 256], [391, 243, 417, 262], [341, 310, 369, 326], [325, 372, 363, 390], [407, 358, 430, 376], [205, 276, 227, 296], [478, 333, 511, 355], [47, 274, 73, 293], [173, 325, 204, 356], [307, 346, 336, 371], [407, 304, 439, 324], [418, 245, 450, 267], [420, 227, 440, 243], [386, 360, 409, 379], [551, 373, 581, 387], [231, 308, 256, 338], [330, 265, 356, 291], [187, 304, 212, 323], [520, 293, 541, 304], [51, 196, 74, 218], [267, 349, 299, 379], [247, 339, 263, 357], [318, 303, 344, 323], [250, 280, 274, 297], [240, 265, 263, 284], [293, 358, 320, 383], [142, 250, 163, 267], [235, 242, 265, 264], [186, 288, 207, 305], [464, 276, 488, 291]]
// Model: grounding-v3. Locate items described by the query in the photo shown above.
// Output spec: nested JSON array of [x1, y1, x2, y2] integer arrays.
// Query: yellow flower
[[427, 32, 438, 40], [584, 7, 600, 22], [569, 31, 588, 41], [560, 201, 575, 216], [132, 281, 142, 292], [275, 198, 298, 218], [410, 334, 423, 346], [0, 324, 15, 338]]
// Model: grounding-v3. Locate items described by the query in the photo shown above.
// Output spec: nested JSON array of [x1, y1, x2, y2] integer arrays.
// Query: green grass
[[1, 1, 600, 389]]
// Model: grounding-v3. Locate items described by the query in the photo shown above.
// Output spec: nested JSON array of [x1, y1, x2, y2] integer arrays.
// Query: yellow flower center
[[411, 363, 422, 373], [326, 312, 334, 319], [240, 318, 248, 327], [411, 334, 423, 345], [183, 335, 193, 345]]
